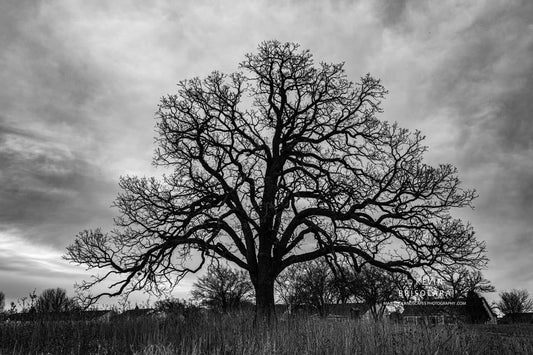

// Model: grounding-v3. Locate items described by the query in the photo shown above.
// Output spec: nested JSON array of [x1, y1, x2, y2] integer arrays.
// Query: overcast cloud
[[1, 0, 532, 306]]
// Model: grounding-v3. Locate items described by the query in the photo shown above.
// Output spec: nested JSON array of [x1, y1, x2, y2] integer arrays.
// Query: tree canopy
[[436, 267, 495, 301], [65, 40, 486, 317], [191, 265, 253, 312], [35, 288, 80, 313], [497, 289, 533, 314], [276, 259, 337, 316]]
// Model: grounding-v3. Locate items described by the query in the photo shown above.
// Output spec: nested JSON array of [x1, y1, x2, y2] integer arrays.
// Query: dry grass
[[1, 312, 533, 354]]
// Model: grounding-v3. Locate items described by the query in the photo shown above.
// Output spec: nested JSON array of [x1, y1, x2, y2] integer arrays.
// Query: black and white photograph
[[1, 1, 532, 354]]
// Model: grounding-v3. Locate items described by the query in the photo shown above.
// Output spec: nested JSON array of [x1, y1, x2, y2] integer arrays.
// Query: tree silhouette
[[154, 297, 187, 314], [191, 265, 253, 312], [436, 267, 495, 301], [329, 259, 400, 320], [277, 259, 337, 316], [497, 289, 533, 315], [65, 40, 486, 320], [0, 292, 4, 313], [35, 288, 80, 313]]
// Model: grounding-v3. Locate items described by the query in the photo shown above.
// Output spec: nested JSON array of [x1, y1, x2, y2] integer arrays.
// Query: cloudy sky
[[1, 0, 532, 307]]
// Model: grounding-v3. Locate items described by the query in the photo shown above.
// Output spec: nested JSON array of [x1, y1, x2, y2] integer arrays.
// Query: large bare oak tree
[[65, 41, 486, 320]]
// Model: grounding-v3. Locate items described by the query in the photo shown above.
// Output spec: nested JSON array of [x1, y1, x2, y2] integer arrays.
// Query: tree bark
[[253, 272, 276, 324]]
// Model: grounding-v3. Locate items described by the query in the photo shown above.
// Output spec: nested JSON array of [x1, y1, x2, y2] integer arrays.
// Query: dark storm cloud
[[0, 0, 120, 248], [373, 0, 409, 28], [416, 2, 533, 228], [427, 1, 533, 156], [493, 73, 533, 152], [0, 2, 99, 123], [0, 122, 115, 246]]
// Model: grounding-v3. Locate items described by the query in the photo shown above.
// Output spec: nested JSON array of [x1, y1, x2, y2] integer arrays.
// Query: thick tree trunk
[[254, 273, 276, 324]]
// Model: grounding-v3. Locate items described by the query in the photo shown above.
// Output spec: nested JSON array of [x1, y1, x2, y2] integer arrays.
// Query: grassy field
[[1, 312, 533, 354]]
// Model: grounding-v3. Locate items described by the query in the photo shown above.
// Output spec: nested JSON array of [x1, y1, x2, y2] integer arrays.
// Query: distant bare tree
[[275, 266, 299, 306], [326, 256, 404, 319], [436, 267, 495, 301], [17, 289, 37, 313], [35, 288, 80, 313], [154, 297, 186, 314], [0, 292, 4, 313], [191, 266, 253, 312], [277, 259, 337, 316], [349, 265, 399, 320], [497, 289, 533, 315], [390, 272, 420, 302], [328, 271, 354, 305]]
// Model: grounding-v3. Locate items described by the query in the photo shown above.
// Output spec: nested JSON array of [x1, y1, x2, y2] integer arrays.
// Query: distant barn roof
[[402, 301, 469, 317], [499, 313, 533, 324]]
